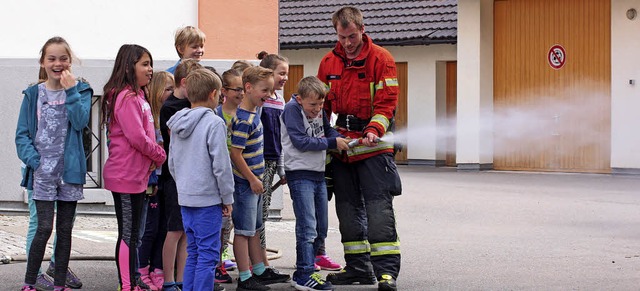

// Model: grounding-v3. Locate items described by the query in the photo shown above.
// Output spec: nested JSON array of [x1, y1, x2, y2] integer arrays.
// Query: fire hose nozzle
[[348, 137, 381, 148]]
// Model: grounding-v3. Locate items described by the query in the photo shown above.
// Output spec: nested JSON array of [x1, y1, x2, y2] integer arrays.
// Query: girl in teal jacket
[[15, 36, 91, 291]]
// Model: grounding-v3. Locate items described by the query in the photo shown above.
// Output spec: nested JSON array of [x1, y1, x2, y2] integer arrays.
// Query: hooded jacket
[[103, 87, 166, 193], [280, 98, 341, 181], [167, 107, 234, 207], [15, 80, 92, 190]]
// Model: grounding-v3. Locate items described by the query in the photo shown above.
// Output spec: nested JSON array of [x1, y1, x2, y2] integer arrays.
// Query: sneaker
[[291, 271, 301, 287], [35, 273, 54, 291], [139, 273, 158, 290], [162, 283, 181, 291], [223, 259, 237, 270], [149, 269, 164, 290], [21, 285, 37, 291], [377, 274, 397, 291], [221, 248, 236, 270], [294, 273, 334, 291], [326, 270, 376, 285], [237, 276, 270, 291], [215, 265, 233, 283], [253, 267, 291, 285], [135, 276, 153, 291], [214, 282, 226, 291], [314, 255, 342, 271], [46, 262, 83, 289], [53, 288, 71, 291]]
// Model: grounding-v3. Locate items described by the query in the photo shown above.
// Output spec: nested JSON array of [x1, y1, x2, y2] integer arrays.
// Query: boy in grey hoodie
[[167, 68, 234, 291]]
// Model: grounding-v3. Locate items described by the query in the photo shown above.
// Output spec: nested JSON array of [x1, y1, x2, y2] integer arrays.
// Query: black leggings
[[25, 200, 77, 287], [112, 192, 145, 290], [138, 193, 166, 270]]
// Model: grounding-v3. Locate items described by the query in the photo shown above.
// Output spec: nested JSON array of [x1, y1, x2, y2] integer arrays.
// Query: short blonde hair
[[242, 66, 273, 87], [186, 68, 221, 103], [174, 26, 206, 58], [297, 76, 327, 100]]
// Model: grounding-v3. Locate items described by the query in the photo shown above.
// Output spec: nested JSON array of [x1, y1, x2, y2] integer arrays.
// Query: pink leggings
[[112, 192, 145, 291]]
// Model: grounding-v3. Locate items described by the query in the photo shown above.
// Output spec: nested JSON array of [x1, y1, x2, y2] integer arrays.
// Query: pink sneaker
[[315, 255, 343, 271], [138, 266, 158, 291], [149, 269, 164, 290]]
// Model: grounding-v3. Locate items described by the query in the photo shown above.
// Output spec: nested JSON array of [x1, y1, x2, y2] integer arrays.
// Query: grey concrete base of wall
[[407, 159, 446, 167], [457, 163, 494, 171], [0, 201, 116, 215], [611, 167, 640, 175]]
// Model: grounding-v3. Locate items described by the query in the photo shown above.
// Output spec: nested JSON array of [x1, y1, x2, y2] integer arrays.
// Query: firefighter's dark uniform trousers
[[331, 152, 401, 279]]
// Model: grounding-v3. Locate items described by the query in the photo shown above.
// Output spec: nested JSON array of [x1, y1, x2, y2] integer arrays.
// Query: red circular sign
[[548, 45, 566, 70]]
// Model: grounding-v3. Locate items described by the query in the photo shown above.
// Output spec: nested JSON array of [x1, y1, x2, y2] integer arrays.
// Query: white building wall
[[282, 44, 457, 162], [456, 0, 494, 169], [611, 0, 640, 172], [386, 45, 457, 161], [0, 0, 199, 205], [0, 58, 235, 205], [1, 0, 198, 60], [280, 48, 332, 77]]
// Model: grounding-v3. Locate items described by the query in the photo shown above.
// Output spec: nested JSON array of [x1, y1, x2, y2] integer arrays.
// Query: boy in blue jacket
[[280, 76, 349, 290], [167, 68, 234, 291]]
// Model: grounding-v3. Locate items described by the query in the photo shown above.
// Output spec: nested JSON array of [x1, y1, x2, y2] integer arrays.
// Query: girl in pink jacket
[[101, 44, 166, 291]]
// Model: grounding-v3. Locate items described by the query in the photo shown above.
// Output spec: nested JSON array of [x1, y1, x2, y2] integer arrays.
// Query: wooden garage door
[[493, 0, 611, 173], [284, 64, 304, 103], [446, 61, 457, 167], [394, 62, 408, 163]]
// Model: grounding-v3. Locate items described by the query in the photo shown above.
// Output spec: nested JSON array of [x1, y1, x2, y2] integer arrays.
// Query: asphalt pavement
[[2, 166, 640, 290]]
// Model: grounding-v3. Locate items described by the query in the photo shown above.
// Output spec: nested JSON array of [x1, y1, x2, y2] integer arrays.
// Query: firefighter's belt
[[336, 114, 370, 132]]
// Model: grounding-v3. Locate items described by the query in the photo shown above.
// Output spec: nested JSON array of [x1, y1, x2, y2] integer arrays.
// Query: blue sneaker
[[291, 271, 300, 287], [162, 283, 181, 291], [294, 273, 334, 290]]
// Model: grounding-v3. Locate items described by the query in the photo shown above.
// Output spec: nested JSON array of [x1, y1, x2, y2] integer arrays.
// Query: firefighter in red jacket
[[318, 6, 401, 291]]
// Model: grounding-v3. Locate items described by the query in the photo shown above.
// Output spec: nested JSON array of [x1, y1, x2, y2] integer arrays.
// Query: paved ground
[[1, 166, 640, 290]]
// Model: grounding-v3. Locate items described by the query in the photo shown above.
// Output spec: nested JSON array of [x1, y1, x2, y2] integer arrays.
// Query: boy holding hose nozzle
[[280, 76, 349, 290]]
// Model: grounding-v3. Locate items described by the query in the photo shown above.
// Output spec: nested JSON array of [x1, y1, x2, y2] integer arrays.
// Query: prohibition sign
[[548, 44, 566, 70]]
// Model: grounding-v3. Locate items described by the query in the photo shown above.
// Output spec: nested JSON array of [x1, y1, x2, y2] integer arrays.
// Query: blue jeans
[[181, 205, 222, 291], [232, 178, 263, 237], [289, 178, 329, 276]]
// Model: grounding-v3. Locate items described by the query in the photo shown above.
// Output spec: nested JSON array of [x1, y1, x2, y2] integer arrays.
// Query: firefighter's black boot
[[326, 269, 376, 285]]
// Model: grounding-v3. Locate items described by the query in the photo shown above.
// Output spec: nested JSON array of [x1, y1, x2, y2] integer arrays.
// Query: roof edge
[[280, 38, 457, 50]]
